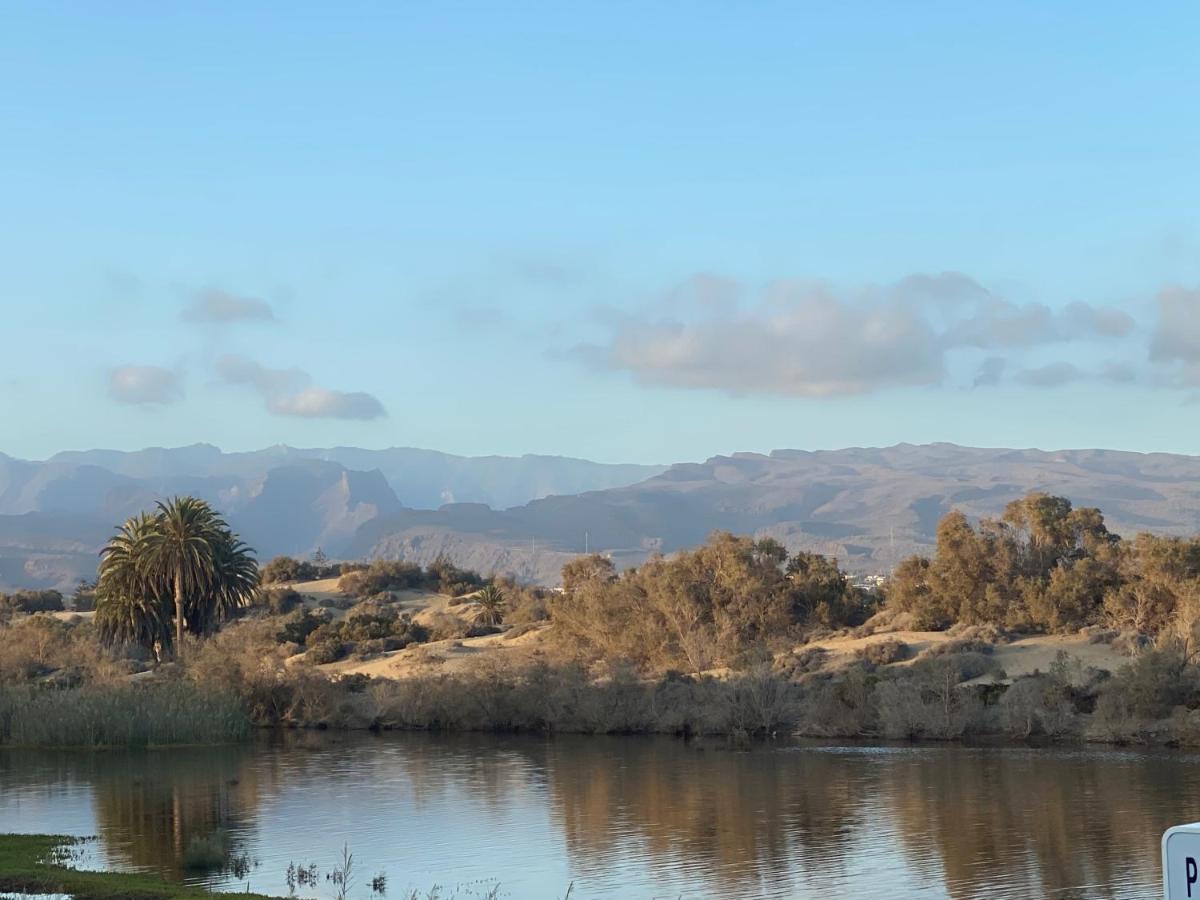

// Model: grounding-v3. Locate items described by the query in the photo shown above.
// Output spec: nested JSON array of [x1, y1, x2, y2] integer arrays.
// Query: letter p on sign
[[1163, 824, 1200, 899]]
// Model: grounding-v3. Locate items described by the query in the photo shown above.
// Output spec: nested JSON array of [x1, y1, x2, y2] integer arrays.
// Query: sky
[[3, 2, 1199, 464]]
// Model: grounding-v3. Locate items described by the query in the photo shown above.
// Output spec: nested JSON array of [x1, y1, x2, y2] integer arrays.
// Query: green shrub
[[1090, 650, 1200, 740], [857, 639, 910, 666], [338, 560, 425, 597], [275, 609, 331, 646], [1, 590, 65, 613], [264, 587, 303, 615]]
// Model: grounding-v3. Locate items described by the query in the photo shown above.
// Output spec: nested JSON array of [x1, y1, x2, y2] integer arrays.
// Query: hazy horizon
[[8, 437, 1200, 468]]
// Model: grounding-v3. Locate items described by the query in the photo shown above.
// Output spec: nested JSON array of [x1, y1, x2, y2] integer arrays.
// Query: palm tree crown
[[95, 496, 259, 654], [473, 584, 507, 627]]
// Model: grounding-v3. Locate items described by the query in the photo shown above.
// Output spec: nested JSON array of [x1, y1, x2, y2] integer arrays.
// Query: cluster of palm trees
[[95, 497, 259, 657]]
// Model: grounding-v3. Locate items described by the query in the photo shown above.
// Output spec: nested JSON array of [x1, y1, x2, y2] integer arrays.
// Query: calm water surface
[[0, 733, 1192, 899]]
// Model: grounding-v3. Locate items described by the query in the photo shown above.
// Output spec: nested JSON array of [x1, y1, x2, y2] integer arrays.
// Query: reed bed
[[0, 681, 250, 748]]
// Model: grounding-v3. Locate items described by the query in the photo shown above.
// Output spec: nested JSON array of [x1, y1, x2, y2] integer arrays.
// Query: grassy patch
[[0, 833, 279, 899], [0, 683, 250, 748]]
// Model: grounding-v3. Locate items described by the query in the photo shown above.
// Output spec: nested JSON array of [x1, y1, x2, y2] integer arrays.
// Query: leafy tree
[[551, 532, 856, 673], [787, 551, 866, 627], [560, 554, 616, 593], [261, 556, 316, 584]]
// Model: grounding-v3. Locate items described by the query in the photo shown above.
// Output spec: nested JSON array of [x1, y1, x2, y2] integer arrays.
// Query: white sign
[[1163, 824, 1200, 899]]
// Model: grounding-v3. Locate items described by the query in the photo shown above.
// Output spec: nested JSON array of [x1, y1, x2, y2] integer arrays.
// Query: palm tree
[[95, 513, 172, 655], [94, 498, 259, 656], [473, 584, 507, 627], [141, 497, 225, 648], [190, 530, 259, 635]]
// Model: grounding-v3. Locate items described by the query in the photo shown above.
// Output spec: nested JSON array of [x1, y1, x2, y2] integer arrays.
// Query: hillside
[[5, 442, 1200, 590], [0, 445, 664, 590], [350, 443, 1200, 582]]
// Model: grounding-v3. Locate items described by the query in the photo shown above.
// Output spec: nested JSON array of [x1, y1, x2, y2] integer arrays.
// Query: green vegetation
[[888, 492, 1200, 637], [552, 534, 877, 673], [301, 606, 430, 664], [95, 498, 259, 656], [7, 490, 1200, 748], [260, 553, 341, 584], [0, 833, 278, 898], [336, 557, 485, 598], [0, 681, 249, 747], [0, 588, 65, 614], [472, 584, 507, 626]]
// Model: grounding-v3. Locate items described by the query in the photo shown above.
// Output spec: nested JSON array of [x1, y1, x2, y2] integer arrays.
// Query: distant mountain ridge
[[4, 442, 1200, 592], [7, 444, 666, 511], [0, 445, 666, 590]]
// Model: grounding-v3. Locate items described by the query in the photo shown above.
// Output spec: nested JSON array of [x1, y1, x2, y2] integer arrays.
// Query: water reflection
[[0, 735, 1191, 898]]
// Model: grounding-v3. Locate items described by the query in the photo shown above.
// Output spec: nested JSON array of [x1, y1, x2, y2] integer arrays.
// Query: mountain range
[[3, 442, 1200, 591]]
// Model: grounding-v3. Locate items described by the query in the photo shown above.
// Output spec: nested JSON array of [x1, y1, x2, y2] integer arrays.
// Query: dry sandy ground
[[284, 577, 552, 677], [326, 623, 553, 679], [803, 629, 1131, 682], [282, 578, 1135, 683], [50, 610, 95, 623]]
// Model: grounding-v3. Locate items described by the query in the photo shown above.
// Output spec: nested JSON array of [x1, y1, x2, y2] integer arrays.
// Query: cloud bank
[[215, 354, 385, 420], [574, 272, 1137, 397]]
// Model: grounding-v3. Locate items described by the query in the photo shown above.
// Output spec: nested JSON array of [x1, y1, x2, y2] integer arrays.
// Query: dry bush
[[504, 622, 540, 641], [0, 616, 125, 685], [946, 622, 1009, 644], [857, 639, 910, 666], [1088, 649, 1200, 742], [797, 664, 878, 737], [337, 560, 428, 597], [1112, 630, 1153, 657], [426, 611, 470, 641], [773, 647, 828, 680], [359, 664, 804, 736], [1080, 625, 1118, 644], [917, 639, 996, 663], [999, 674, 1079, 739]]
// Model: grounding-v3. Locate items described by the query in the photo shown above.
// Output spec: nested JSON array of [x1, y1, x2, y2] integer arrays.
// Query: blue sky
[[3, 2, 1199, 463]]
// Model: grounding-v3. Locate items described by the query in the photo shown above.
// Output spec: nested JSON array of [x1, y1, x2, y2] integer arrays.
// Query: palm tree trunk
[[174, 569, 185, 651]]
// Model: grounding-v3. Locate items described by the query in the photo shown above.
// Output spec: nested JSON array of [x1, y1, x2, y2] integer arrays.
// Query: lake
[[0, 733, 1190, 898]]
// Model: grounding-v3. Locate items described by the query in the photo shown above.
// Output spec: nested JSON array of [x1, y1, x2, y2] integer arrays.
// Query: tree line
[[553, 532, 877, 673], [888, 492, 1200, 637]]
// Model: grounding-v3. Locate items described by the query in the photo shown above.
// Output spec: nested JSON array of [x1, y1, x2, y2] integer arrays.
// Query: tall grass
[[0, 681, 250, 748]]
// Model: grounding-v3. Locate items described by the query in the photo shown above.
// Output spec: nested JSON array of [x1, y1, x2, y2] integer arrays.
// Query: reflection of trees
[[88, 746, 261, 879], [5, 735, 1194, 896], [880, 747, 1191, 899], [539, 737, 875, 894]]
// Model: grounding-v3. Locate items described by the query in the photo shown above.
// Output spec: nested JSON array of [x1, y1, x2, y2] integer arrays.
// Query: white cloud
[[183, 289, 275, 324], [267, 388, 385, 420], [574, 272, 1137, 398], [108, 366, 182, 405], [1150, 287, 1200, 365], [214, 354, 385, 420], [579, 284, 942, 397]]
